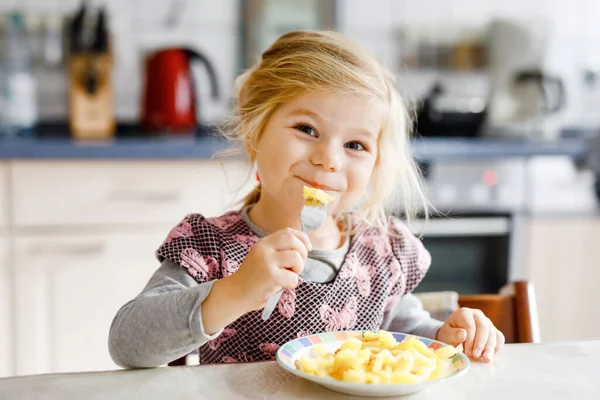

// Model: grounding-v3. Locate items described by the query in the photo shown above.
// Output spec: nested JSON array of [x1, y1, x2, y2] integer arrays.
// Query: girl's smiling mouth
[[296, 176, 337, 193]]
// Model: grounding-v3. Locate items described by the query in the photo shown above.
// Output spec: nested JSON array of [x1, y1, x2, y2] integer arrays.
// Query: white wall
[[339, 0, 600, 67], [2, 0, 599, 123]]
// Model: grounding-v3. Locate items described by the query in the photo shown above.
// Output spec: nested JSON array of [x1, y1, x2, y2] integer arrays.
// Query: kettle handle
[[184, 48, 220, 100], [514, 70, 565, 114], [542, 76, 565, 114]]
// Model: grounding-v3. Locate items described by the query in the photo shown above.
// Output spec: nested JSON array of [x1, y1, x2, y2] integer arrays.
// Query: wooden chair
[[458, 281, 540, 344]]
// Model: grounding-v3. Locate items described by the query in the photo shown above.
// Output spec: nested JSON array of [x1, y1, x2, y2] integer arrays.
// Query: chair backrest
[[458, 281, 540, 343]]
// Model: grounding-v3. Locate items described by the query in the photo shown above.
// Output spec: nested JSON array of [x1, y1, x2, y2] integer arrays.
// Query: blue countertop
[[0, 133, 590, 161], [0, 135, 232, 160], [411, 136, 589, 160]]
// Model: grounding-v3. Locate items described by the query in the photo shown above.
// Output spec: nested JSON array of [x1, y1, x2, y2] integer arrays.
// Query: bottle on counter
[[0, 11, 38, 138]]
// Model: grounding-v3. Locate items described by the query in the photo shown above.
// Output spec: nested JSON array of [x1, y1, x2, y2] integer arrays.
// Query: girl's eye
[[345, 141, 366, 151], [295, 124, 316, 136]]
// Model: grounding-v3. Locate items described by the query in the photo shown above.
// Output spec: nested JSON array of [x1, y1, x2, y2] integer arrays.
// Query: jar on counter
[[0, 11, 38, 138]]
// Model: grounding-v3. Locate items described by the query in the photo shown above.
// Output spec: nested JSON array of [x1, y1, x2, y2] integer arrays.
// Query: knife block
[[68, 54, 115, 140]]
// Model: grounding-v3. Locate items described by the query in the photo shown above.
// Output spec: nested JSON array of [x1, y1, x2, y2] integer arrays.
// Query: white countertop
[[1, 340, 599, 400]]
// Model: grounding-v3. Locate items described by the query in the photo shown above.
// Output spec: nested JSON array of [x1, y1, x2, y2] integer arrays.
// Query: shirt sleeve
[[379, 293, 444, 340], [108, 259, 223, 369]]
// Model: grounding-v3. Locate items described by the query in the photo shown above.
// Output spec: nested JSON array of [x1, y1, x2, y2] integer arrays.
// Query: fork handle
[[262, 289, 283, 320]]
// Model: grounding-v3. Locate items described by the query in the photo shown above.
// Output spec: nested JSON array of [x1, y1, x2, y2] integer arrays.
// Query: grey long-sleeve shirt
[[109, 209, 443, 368]]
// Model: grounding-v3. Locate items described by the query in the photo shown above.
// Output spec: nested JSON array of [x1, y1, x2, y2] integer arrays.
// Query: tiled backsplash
[[2, 0, 600, 124]]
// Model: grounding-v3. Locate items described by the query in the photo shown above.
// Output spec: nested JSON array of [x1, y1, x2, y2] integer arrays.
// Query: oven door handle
[[409, 217, 511, 237]]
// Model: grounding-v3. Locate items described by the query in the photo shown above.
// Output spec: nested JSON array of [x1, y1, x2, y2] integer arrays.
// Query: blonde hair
[[218, 30, 428, 230]]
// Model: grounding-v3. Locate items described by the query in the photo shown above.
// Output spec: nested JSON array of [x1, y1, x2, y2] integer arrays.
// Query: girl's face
[[254, 91, 382, 218]]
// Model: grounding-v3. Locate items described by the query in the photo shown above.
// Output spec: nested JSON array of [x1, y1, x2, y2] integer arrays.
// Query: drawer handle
[[106, 190, 181, 203], [28, 242, 106, 256]]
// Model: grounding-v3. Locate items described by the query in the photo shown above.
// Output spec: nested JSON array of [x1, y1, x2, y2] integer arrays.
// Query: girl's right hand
[[230, 227, 312, 312]]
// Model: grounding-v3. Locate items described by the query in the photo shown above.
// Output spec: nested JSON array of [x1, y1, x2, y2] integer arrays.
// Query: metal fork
[[261, 198, 328, 320]]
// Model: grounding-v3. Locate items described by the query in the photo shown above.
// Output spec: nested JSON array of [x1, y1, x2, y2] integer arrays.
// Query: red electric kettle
[[141, 48, 220, 133]]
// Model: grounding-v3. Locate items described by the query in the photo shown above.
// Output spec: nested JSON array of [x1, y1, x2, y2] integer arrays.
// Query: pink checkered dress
[[156, 212, 431, 364]]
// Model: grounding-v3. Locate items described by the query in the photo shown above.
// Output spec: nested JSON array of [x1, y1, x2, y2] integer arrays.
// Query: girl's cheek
[[334, 193, 358, 214]]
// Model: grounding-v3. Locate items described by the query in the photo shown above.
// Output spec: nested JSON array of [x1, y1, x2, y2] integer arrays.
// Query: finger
[[471, 312, 490, 359], [273, 250, 305, 275], [278, 269, 300, 289], [458, 309, 477, 357], [482, 327, 497, 362], [495, 329, 505, 354], [440, 326, 467, 346], [270, 229, 311, 258], [451, 328, 468, 344]]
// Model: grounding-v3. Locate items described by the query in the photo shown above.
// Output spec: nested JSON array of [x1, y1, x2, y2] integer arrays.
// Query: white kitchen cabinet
[[1, 163, 11, 377], [0, 162, 8, 227], [6, 159, 255, 376], [11, 160, 253, 227], [525, 217, 600, 342], [13, 232, 167, 375], [0, 236, 12, 377]]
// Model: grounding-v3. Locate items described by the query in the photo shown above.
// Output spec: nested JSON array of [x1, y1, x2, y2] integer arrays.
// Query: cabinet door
[[12, 160, 253, 227], [0, 236, 12, 377], [0, 163, 8, 227], [526, 218, 600, 341], [13, 232, 166, 375]]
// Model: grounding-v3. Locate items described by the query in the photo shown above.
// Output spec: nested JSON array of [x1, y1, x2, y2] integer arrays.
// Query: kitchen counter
[[1, 340, 599, 399], [411, 136, 589, 161], [0, 130, 590, 161], [0, 135, 233, 160]]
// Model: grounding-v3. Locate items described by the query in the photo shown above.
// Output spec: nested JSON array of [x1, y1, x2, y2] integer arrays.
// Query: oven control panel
[[421, 156, 598, 215], [422, 159, 527, 213]]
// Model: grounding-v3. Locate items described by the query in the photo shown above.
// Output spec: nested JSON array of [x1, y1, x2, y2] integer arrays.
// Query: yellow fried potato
[[362, 331, 380, 342], [394, 352, 415, 374], [296, 355, 319, 374], [376, 370, 392, 384], [365, 372, 381, 384], [379, 331, 398, 349], [334, 349, 363, 370], [372, 349, 395, 373], [413, 351, 436, 367], [343, 369, 367, 383], [311, 344, 329, 357], [294, 330, 462, 384], [429, 360, 452, 380], [412, 363, 437, 377], [340, 337, 363, 351], [413, 340, 435, 358], [303, 186, 334, 205], [391, 372, 424, 384], [356, 348, 371, 364], [434, 345, 459, 359], [394, 335, 418, 351]]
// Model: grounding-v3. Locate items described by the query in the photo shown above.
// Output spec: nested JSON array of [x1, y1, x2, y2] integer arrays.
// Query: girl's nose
[[310, 141, 342, 172]]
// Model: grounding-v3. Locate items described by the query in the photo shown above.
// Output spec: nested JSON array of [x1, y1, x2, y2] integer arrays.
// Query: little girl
[[109, 30, 503, 368]]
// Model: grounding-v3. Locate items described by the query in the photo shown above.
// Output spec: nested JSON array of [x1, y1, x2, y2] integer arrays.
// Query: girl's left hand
[[436, 307, 505, 362]]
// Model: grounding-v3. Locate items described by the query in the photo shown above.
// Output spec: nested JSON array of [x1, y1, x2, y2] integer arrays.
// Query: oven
[[405, 158, 528, 295], [411, 213, 512, 294]]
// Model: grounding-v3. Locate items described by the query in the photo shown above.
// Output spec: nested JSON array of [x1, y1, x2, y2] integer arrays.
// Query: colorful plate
[[276, 331, 470, 397]]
